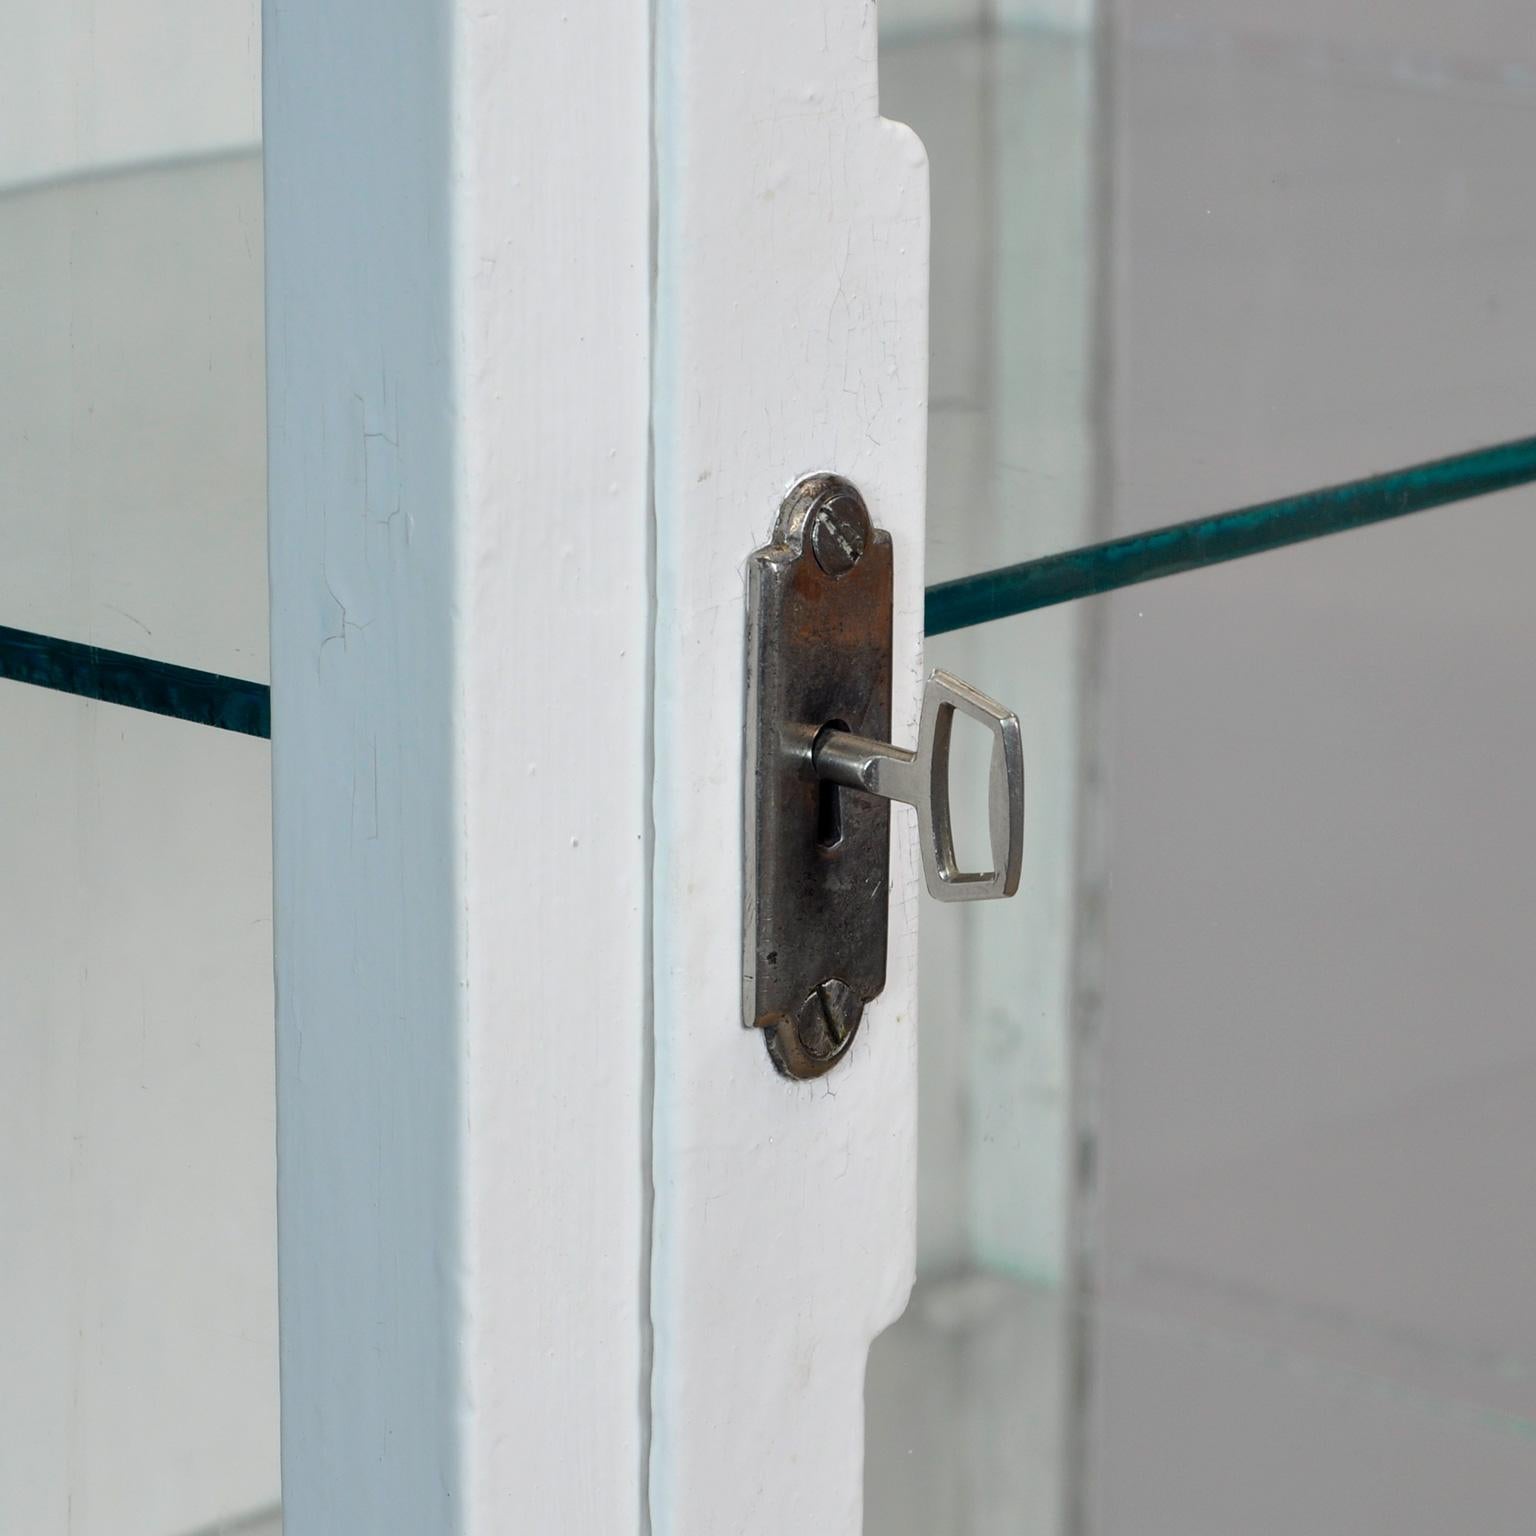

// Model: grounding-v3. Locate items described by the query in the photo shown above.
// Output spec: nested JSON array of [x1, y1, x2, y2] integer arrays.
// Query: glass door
[[7, 2, 1535, 1533], [870, 3, 1536, 1533]]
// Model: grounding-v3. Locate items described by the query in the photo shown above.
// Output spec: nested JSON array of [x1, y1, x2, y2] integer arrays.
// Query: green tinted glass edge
[[4, 434, 1534, 734], [926, 434, 1536, 637]]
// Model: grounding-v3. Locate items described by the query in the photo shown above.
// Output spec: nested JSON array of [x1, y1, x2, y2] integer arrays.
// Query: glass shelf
[[871, 13, 1536, 1536], [6, 7, 1535, 1536], [927, 434, 1536, 634]]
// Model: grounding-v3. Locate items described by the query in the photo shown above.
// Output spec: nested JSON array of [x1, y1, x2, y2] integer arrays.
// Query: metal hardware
[[744, 473, 892, 1080], [813, 671, 1024, 903], [806, 487, 869, 578], [745, 473, 1027, 1080]]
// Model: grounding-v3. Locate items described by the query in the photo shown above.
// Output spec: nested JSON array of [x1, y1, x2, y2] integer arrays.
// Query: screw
[[808, 490, 869, 578], [792, 978, 864, 1062]]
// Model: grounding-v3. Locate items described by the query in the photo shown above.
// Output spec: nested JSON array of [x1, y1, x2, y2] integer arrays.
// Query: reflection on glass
[[868, 20, 1100, 1536], [0, 151, 268, 678], [0, 6, 277, 1534]]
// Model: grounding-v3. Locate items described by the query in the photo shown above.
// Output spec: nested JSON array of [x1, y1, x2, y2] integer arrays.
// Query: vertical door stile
[[650, 2, 931, 1531], [263, 1, 652, 1530]]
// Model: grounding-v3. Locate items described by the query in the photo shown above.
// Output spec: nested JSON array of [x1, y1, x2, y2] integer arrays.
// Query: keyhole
[[814, 719, 849, 850]]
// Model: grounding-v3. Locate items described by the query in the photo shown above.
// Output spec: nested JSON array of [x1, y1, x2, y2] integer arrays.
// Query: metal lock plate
[[745, 473, 1025, 1080], [744, 474, 892, 1079]]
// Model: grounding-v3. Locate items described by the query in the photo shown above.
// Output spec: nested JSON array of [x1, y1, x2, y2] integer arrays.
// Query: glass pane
[[870, 21, 1097, 1536], [0, 5, 277, 1533], [903, 1, 1536, 589], [873, 5, 1536, 1535], [0, 688, 277, 1536], [1090, 7, 1536, 1532], [1089, 465, 1536, 1536], [1107, 5, 1536, 535], [0, 44, 266, 679]]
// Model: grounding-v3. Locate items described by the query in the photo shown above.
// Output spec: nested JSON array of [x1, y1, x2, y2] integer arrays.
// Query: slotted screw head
[[791, 977, 863, 1062], [808, 491, 869, 578]]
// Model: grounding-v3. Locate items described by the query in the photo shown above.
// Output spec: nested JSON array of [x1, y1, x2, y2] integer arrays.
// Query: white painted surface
[[264, 0, 650, 1530], [649, 2, 929, 1532], [0, 0, 259, 191], [0, 687, 277, 1536]]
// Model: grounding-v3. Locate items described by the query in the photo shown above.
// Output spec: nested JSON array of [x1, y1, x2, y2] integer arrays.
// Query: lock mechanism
[[744, 473, 1026, 1080]]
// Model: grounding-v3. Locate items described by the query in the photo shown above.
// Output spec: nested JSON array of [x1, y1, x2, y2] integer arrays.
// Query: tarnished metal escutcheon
[[744, 474, 892, 1079]]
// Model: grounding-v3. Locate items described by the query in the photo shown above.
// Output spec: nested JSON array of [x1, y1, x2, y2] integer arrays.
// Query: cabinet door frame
[[264, 0, 653, 1529], [648, 2, 929, 1532], [264, 1, 927, 1531]]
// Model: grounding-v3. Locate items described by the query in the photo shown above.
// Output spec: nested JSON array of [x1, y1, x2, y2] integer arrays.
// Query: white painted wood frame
[[263, 0, 651, 1530], [267, 0, 929, 1531], [649, 3, 929, 1534]]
